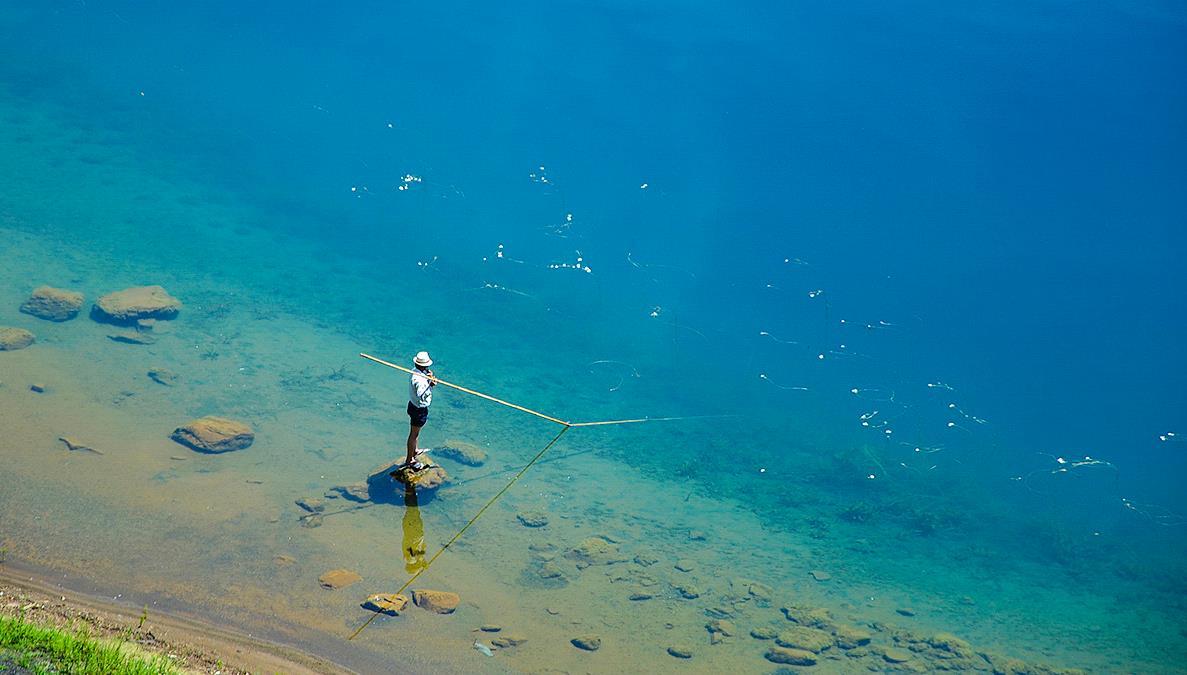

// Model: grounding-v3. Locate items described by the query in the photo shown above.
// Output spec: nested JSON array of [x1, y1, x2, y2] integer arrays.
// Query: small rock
[[765, 646, 816, 666], [0, 328, 35, 351], [392, 464, 450, 490], [326, 483, 370, 502], [318, 569, 361, 590], [634, 549, 660, 566], [707, 619, 737, 637], [896, 607, 916, 617], [674, 559, 696, 572], [147, 368, 179, 386], [171, 416, 254, 453], [748, 581, 773, 600], [809, 569, 831, 582], [492, 634, 527, 648], [516, 511, 550, 527], [479, 624, 502, 632], [571, 635, 601, 651], [92, 285, 182, 324], [689, 530, 706, 541], [537, 562, 565, 579], [107, 331, 156, 345], [833, 624, 873, 649], [20, 286, 84, 322], [274, 555, 296, 566], [629, 592, 653, 601], [412, 589, 460, 614], [883, 647, 912, 663], [667, 644, 693, 659], [674, 583, 701, 599], [436, 439, 487, 466], [136, 318, 156, 331], [781, 605, 834, 628], [58, 437, 103, 455], [296, 498, 326, 513], [751, 626, 778, 640], [709, 632, 724, 645], [362, 593, 408, 615], [30, 383, 46, 393], [300, 514, 323, 528]]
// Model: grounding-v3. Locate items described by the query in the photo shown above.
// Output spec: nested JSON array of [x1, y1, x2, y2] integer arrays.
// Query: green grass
[[0, 613, 178, 675]]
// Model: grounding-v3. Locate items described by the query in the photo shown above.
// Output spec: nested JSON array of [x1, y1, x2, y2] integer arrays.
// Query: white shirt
[[409, 369, 432, 408]]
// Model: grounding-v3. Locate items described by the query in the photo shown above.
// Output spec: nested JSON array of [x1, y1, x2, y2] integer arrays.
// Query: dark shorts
[[407, 401, 429, 427]]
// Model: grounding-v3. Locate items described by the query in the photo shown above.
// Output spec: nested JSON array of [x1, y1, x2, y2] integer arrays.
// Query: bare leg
[[406, 424, 422, 464]]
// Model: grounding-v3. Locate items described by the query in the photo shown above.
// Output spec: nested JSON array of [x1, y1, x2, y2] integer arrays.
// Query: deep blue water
[[2, 0, 1186, 668]]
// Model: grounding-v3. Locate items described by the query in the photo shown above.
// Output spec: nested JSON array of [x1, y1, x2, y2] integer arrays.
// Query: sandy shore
[[0, 561, 351, 675]]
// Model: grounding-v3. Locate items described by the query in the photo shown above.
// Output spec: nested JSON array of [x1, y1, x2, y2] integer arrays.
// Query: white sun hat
[[413, 351, 433, 367]]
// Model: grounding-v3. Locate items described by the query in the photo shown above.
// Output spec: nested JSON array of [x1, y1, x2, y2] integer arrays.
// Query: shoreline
[[0, 559, 352, 675]]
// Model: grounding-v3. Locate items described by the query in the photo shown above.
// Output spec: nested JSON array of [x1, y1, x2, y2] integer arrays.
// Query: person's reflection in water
[[402, 483, 428, 575]]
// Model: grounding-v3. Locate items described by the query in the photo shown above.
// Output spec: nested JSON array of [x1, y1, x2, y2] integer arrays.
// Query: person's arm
[[426, 369, 436, 387]]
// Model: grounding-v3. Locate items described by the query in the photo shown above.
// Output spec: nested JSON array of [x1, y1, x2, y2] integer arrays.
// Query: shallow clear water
[[1, 1, 1185, 673]]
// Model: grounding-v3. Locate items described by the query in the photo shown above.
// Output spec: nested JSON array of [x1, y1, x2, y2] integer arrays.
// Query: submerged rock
[[516, 510, 549, 528], [0, 327, 35, 351], [20, 286, 84, 321], [491, 634, 527, 648], [667, 644, 693, 659], [412, 589, 460, 614], [362, 593, 409, 615], [566, 536, 623, 568], [318, 569, 361, 589], [326, 483, 370, 502], [571, 634, 601, 651], [147, 368, 179, 386], [58, 436, 103, 455], [751, 626, 779, 640], [765, 646, 817, 666], [436, 439, 487, 466], [170, 416, 254, 453], [92, 285, 181, 324], [295, 497, 326, 513], [108, 330, 156, 345], [775, 626, 835, 653]]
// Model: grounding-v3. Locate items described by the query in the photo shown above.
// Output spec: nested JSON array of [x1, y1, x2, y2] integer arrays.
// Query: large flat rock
[[92, 285, 181, 323], [170, 416, 254, 453], [20, 286, 84, 321]]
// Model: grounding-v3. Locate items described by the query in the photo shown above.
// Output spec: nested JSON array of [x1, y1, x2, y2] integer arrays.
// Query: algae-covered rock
[[0, 327, 35, 351], [436, 439, 487, 466], [20, 286, 84, 321], [516, 510, 549, 527], [833, 624, 873, 649], [765, 646, 816, 665], [776, 625, 835, 653], [171, 416, 254, 453], [412, 589, 460, 614], [706, 619, 737, 637], [327, 483, 370, 502], [92, 285, 181, 324], [566, 536, 622, 568], [883, 647, 912, 663], [782, 605, 835, 629], [751, 626, 779, 640]]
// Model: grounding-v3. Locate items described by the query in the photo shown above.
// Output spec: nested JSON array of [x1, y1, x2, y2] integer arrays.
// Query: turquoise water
[[1, 2, 1186, 672]]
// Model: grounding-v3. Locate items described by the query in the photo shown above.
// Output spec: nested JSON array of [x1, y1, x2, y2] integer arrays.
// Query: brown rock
[[833, 624, 873, 649], [319, 569, 362, 589], [362, 593, 408, 615], [20, 286, 84, 321], [782, 605, 835, 629], [0, 327, 35, 351], [391, 463, 450, 490], [412, 589, 460, 614], [170, 416, 254, 453], [491, 634, 527, 648], [765, 646, 816, 666], [92, 285, 181, 323]]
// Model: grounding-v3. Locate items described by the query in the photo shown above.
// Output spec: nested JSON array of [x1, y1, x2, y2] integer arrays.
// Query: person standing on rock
[[403, 351, 436, 470]]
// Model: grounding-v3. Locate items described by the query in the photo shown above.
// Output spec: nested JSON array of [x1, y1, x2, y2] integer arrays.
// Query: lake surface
[[1, 1, 1185, 672]]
